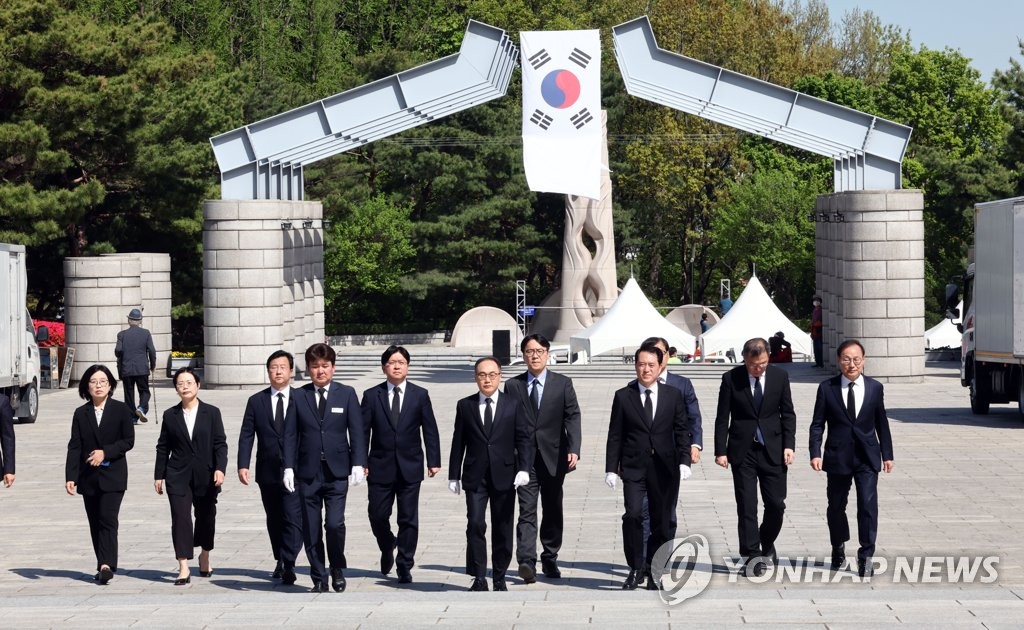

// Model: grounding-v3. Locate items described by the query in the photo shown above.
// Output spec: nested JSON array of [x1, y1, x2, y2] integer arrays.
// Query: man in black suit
[[237, 350, 303, 585], [284, 342, 366, 593], [605, 346, 691, 590], [809, 339, 894, 577], [114, 308, 156, 423], [449, 356, 533, 592], [0, 393, 14, 488], [360, 345, 441, 584], [715, 337, 797, 575], [505, 333, 581, 584]]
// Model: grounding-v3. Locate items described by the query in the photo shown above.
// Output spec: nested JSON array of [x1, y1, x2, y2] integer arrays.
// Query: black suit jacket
[[155, 400, 228, 496], [605, 381, 691, 481], [360, 381, 442, 484], [0, 393, 14, 475], [65, 398, 135, 494], [285, 382, 367, 480], [505, 370, 582, 476], [662, 370, 703, 448], [714, 365, 797, 467], [114, 325, 156, 376], [448, 392, 533, 492], [809, 375, 894, 474], [238, 387, 297, 485]]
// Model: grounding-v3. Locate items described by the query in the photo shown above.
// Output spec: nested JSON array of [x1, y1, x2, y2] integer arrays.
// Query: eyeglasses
[[385, 360, 408, 367], [88, 379, 109, 386], [747, 361, 769, 370], [839, 357, 864, 365], [175, 381, 197, 389], [523, 348, 547, 357], [475, 372, 501, 380]]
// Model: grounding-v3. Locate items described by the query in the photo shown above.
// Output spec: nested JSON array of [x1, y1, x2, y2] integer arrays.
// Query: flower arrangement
[[171, 350, 198, 358], [32, 320, 65, 347]]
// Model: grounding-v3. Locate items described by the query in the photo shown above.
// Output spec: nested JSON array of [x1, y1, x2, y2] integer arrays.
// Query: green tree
[[993, 40, 1024, 195]]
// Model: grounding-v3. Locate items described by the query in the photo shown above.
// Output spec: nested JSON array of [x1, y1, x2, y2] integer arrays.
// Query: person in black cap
[[115, 308, 156, 423]]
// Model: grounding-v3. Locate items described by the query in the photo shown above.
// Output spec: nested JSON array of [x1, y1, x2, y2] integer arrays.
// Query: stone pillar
[[102, 253, 172, 377], [815, 189, 925, 382], [64, 256, 142, 381], [203, 199, 323, 388]]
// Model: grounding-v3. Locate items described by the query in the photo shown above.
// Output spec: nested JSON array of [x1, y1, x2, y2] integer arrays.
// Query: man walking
[[360, 345, 441, 584], [809, 339, 894, 577], [114, 308, 156, 423], [237, 350, 303, 585]]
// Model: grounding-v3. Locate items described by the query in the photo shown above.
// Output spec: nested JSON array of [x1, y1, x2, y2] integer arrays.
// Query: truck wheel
[[20, 383, 39, 423], [970, 369, 990, 415]]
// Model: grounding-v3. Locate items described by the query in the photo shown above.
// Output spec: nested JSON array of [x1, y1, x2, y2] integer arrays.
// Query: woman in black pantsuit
[[66, 364, 136, 585], [154, 367, 227, 585]]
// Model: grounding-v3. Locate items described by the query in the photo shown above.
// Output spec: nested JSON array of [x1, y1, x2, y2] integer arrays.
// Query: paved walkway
[[2, 356, 1022, 627]]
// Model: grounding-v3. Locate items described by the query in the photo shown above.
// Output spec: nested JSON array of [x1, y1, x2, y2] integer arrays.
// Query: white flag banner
[[521, 29, 601, 200]]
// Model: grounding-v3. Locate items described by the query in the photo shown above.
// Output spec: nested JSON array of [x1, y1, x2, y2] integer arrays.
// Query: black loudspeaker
[[492, 330, 511, 366]]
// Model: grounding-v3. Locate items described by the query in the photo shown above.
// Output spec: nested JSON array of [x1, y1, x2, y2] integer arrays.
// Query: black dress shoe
[[858, 560, 874, 578], [97, 566, 114, 585], [541, 560, 561, 579], [645, 569, 659, 590], [493, 578, 508, 591], [174, 574, 191, 586], [309, 580, 329, 593], [281, 566, 297, 585], [381, 542, 396, 576], [331, 568, 346, 592], [622, 569, 641, 590], [518, 562, 536, 584], [272, 560, 284, 580], [397, 571, 412, 584], [831, 545, 846, 570], [468, 577, 489, 591]]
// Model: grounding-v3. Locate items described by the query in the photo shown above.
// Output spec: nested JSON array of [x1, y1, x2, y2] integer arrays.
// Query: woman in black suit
[[154, 367, 227, 585], [65, 364, 136, 585]]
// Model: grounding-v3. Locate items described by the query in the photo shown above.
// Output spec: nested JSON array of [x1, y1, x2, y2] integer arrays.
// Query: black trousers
[[298, 462, 349, 583], [826, 459, 880, 561], [515, 457, 566, 565], [622, 457, 679, 571], [83, 491, 124, 571], [167, 488, 218, 560], [465, 480, 516, 580], [122, 373, 151, 413], [367, 478, 421, 573], [258, 481, 303, 567], [731, 443, 787, 557]]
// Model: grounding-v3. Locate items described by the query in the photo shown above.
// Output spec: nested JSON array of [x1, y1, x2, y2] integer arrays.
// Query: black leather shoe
[[381, 542, 396, 576], [645, 569, 659, 590], [858, 559, 874, 578], [97, 566, 113, 585], [174, 574, 191, 586], [541, 560, 561, 579], [281, 565, 297, 585], [308, 580, 329, 593], [493, 578, 508, 591], [468, 577, 488, 591], [622, 569, 641, 590], [831, 545, 846, 570], [331, 568, 346, 592], [518, 562, 536, 584], [397, 571, 413, 584], [272, 560, 284, 580]]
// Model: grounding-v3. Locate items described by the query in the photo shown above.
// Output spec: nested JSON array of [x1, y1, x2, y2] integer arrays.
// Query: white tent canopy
[[925, 301, 963, 350], [699, 275, 813, 359], [569, 277, 695, 363]]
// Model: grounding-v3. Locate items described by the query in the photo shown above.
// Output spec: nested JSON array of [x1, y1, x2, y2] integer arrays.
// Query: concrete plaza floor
[[1, 354, 1022, 627]]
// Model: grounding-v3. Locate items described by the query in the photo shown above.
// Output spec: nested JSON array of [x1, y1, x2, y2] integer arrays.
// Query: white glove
[[679, 464, 692, 481], [349, 465, 365, 486], [605, 472, 619, 489], [448, 480, 461, 495], [513, 471, 530, 488], [283, 468, 295, 493]]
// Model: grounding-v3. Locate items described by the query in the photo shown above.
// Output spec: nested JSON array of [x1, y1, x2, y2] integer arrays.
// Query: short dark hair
[[742, 337, 769, 358], [78, 364, 117, 400], [635, 346, 664, 363], [520, 333, 551, 352], [266, 349, 294, 370], [173, 366, 201, 387], [305, 343, 336, 367], [381, 345, 411, 365], [474, 356, 501, 371], [836, 339, 866, 357], [701, 313, 708, 321], [641, 336, 669, 350]]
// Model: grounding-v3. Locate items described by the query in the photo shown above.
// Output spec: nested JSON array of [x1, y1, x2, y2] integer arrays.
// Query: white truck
[[1, 243, 47, 423], [945, 196, 1024, 417]]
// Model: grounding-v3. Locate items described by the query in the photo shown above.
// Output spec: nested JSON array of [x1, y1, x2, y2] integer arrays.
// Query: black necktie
[[391, 386, 402, 423], [644, 388, 654, 425], [530, 380, 540, 411], [483, 397, 493, 433], [847, 382, 856, 421], [317, 387, 326, 420], [753, 379, 765, 444], [274, 392, 284, 434]]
